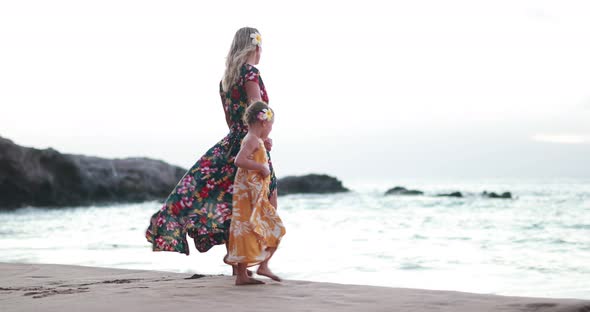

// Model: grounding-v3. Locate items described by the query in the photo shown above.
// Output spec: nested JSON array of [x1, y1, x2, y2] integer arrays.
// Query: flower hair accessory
[[250, 32, 262, 47], [257, 108, 273, 121]]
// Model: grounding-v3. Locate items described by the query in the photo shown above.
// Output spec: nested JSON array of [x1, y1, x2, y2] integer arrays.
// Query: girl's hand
[[264, 137, 273, 151], [259, 164, 271, 177]]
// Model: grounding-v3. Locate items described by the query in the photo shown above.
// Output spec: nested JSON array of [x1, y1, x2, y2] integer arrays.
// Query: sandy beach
[[1, 263, 588, 312]]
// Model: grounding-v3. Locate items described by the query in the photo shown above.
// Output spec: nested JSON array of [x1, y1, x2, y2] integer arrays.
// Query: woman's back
[[220, 64, 269, 132]]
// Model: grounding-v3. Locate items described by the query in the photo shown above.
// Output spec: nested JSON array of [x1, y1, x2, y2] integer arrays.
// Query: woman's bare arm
[[245, 81, 273, 150], [245, 81, 262, 104]]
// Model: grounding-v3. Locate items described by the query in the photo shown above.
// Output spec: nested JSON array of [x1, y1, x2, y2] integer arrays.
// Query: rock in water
[[436, 192, 463, 198], [0, 136, 186, 210], [482, 191, 512, 199], [385, 186, 424, 196], [277, 174, 349, 195]]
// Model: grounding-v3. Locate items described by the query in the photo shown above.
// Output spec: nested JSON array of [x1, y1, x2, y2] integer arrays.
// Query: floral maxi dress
[[225, 139, 286, 266], [145, 64, 276, 254]]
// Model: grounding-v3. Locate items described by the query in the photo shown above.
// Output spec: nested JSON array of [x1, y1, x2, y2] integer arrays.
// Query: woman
[[145, 27, 277, 273]]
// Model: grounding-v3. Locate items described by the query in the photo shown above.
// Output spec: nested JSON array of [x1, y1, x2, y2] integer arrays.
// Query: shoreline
[[1, 263, 589, 312]]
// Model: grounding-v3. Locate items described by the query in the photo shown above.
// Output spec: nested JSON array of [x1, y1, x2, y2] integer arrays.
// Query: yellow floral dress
[[226, 139, 286, 266]]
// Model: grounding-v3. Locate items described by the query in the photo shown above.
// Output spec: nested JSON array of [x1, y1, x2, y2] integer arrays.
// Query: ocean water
[[1, 178, 589, 299]]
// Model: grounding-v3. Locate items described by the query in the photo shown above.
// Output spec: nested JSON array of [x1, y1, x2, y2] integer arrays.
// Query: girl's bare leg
[[256, 247, 281, 282], [235, 263, 265, 286], [225, 243, 252, 276]]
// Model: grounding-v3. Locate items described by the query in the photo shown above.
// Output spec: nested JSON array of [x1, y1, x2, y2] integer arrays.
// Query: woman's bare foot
[[235, 276, 265, 286], [256, 267, 281, 282]]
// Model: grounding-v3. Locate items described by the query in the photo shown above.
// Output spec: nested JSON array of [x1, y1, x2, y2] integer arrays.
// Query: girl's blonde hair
[[222, 27, 260, 92], [243, 101, 273, 126]]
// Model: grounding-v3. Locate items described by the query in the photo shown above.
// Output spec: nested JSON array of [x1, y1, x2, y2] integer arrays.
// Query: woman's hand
[[264, 137, 273, 151]]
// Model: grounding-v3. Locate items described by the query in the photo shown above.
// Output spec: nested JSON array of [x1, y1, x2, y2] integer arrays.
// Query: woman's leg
[[270, 189, 278, 209], [225, 243, 237, 275]]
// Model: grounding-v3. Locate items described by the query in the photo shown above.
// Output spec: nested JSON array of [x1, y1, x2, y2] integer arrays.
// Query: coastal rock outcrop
[[0, 136, 186, 210], [277, 174, 349, 196]]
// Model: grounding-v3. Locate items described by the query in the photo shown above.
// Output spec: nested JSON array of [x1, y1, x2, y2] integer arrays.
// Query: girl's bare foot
[[235, 276, 265, 286], [256, 267, 281, 282], [232, 266, 253, 277], [225, 255, 253, 276]]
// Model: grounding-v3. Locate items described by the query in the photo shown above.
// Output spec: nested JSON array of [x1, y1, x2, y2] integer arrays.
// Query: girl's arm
[[235, 136, 270, 177]]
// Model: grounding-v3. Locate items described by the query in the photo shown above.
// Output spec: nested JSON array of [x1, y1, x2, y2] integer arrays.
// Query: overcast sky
[[1, 0, 589, 181]]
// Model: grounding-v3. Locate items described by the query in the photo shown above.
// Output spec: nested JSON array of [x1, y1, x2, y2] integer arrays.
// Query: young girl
[[225, 101, 286, 285]]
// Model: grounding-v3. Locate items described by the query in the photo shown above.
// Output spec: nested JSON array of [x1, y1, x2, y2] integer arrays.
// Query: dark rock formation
[[0, 136, 186, 210], [385, 186, 424, 196], [277, 174, 349, 196], [436, 192, 463, 198], [482, 191, 512, 199]]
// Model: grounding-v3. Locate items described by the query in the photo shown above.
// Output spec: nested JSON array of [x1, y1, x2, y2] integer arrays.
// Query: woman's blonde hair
[[243, 101, 273, 126], [221, 27, 260, 92]]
